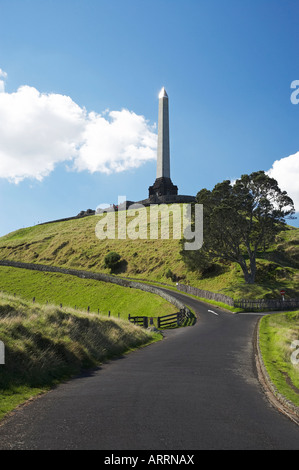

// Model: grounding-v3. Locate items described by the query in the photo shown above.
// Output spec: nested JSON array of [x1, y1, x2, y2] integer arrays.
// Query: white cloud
[[0, 69, 7, 78], [0, 76, 157, 183], [75, 109, 157, 175], [267, 151, 299, 212], [0, 85, 86, 182], [0, 68, 7, 93]]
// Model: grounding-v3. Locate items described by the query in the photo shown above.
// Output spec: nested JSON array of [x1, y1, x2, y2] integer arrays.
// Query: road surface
[[0, 289, 298, 450]]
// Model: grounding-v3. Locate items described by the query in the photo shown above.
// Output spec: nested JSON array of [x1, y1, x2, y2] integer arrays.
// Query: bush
[[165, 268, 173, 279], [104, 252, 121, 272], [165, 269, 177, 282]]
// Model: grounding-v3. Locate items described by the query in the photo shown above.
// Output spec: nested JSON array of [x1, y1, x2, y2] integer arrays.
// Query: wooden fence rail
[[21, 296, 121, 318], [177, 282, 299, 312], [234, 298, 299, 312], [129, 309, 187, 329], [157, 311, 181, 328], [128, 314, 149, 328]]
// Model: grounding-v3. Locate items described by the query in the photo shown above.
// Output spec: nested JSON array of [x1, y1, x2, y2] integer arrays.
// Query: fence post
[[143, 317, 148, 328], [108, 311, 110, 317], [157, 317, 160, 329], [87, 306, 90, 312]]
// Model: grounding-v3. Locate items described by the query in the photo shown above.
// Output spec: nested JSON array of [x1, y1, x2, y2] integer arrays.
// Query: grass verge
[[259, 311, 299, 408], [0, 292, 161, 421]]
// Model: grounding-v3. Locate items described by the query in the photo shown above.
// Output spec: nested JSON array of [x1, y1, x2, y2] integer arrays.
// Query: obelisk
[[156, 87, 170, 179], [148, 87, 178, 199]]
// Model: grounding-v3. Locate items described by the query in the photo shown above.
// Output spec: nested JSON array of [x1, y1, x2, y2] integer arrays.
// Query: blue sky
[[0, 0, 298, 235]]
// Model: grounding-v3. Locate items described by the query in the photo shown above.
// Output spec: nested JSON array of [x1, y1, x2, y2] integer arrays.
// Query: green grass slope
[[0, 266, 177, 320], [0, 292, 159, 421], [259, 311, 299, 408], [0, 208, 298, 300]]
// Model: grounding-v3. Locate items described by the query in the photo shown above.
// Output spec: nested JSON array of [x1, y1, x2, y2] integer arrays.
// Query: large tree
[[181, 171, 295, 284]]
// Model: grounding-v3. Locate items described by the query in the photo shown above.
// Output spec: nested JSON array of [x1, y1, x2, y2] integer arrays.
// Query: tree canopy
[[181, 171, 295, 284]]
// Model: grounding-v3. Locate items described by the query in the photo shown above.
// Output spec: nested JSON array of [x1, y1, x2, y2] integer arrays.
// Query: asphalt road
[[0, 290, 298, 450]]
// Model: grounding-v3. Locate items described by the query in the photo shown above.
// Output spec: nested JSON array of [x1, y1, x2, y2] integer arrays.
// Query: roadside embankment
[[256, 311, 299, 425], [0, 292, 160, 421]]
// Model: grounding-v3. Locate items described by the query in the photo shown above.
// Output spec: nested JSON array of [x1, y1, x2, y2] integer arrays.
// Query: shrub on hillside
[[104, 252, 121, 273], [165, 268, 177, 282]]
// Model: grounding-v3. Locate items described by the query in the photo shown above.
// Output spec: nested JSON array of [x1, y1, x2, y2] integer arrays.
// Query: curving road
[[0, 289, 298, 450]]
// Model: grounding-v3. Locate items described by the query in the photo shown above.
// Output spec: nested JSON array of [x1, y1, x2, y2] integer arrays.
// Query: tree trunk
[[249, 254, 257, 284], [242, 269, 255, 284], [243, 271, 255, 284], [239, 257, 256, 284]]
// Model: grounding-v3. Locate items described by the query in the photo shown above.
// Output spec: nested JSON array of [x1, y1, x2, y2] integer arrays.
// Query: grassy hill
[[0, 207, 298, 300]]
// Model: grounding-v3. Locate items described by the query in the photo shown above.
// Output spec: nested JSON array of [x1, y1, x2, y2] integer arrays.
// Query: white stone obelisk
[[156, 87, 170, 179]]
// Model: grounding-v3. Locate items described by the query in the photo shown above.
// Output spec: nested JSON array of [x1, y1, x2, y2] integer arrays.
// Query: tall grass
[[0, 292, 160, 420]]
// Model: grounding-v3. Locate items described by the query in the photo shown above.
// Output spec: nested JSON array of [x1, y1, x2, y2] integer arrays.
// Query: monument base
[[138, 194, 196, 206], [148, 177, 178, 198], [95, 195, 196, 213]]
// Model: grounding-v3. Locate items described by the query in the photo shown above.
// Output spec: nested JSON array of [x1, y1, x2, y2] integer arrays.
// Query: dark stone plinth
[[148, 177, 178, 198], [138, 194, 196, 206]]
